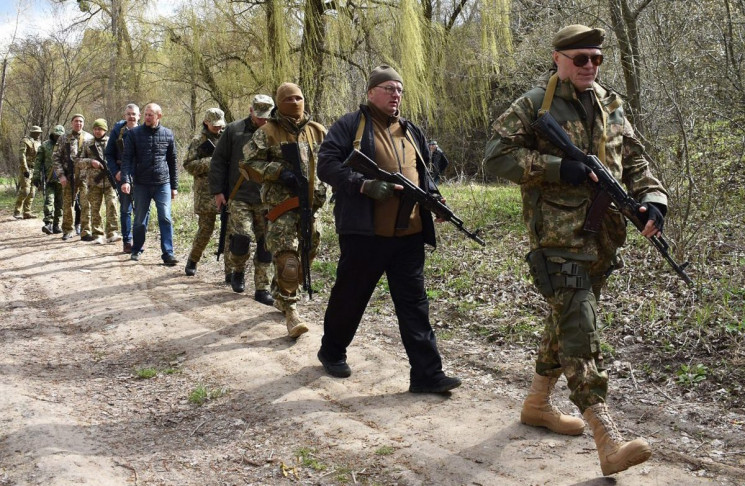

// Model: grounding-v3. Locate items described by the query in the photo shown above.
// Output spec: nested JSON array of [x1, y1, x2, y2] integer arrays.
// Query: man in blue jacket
[[316, 65, 461, 394], [105, 103, 140, 253], [120, 103, 179, 265]]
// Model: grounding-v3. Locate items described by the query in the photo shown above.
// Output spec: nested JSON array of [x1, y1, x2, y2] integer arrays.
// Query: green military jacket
[[33, 139, 58, 185], [80, 136, 112, 189], [183, 126, 221, 214], [241, 111, 327, 212], [20, 136, 41, 176], [484, 71, 668, 264], [53, 130, 94, 180]]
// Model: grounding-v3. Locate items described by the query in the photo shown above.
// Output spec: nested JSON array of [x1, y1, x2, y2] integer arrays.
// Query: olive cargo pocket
[[558, 289, 600, 357], [538, 197, 589, 249]]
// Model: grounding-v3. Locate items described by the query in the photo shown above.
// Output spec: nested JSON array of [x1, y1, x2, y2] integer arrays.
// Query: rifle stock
[[280, 142, 313, 299], [342, 149, 485, 246], [531, 112, 693, 286]]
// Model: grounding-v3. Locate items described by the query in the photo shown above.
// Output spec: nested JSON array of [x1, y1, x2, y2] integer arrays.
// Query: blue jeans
[[132, 183, 174, 260], [117, 183, 134, 243]]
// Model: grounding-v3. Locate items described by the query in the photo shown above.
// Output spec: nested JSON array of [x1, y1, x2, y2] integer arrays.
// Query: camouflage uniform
[[80, 135, 119, 239], [183, 125, 223, 264], [53, 129, 93, 235], [33, 127, 65, 229], [14, 129, 42, 218], [484, 71, 668, 411], [209, 105, 274, 292], [241, 110, 327, 310]]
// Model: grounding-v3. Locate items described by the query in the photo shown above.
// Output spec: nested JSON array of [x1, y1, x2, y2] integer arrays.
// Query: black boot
[[185, 259, 197, 276], [225, 272, 233, 285], [52, 224, 62, 234], [231, 272, 245, 293], [42, 223, 53, 234], [254, 290, 274, 306]]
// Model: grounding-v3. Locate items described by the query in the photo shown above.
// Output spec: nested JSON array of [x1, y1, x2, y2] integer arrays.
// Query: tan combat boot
[[520, 373, 585, 436], [285, 306, 309, 338], [583, 402, 651, 475]]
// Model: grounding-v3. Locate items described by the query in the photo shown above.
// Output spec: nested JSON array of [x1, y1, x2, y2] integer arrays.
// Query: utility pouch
[[526, 249, 555, 298]]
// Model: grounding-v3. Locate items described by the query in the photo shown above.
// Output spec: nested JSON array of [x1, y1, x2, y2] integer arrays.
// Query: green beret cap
[[553, 24, 605, 50], [71, 113, 85, 121], [30, 125, 42, 133], [92, 118, 108, 131], [367, 65, 403, 91]]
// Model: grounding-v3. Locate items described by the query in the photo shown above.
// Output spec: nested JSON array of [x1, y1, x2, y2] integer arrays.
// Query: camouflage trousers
[[88, 183, 119, 238], [42, 181, 63, 225], [266, 208, 321, 308], [61, 166, 87, 233], [14, 170, 36, 216], [534, 280, 608, 413], [226, 200, 272, 291], [76, 164, 92, 237], [188, 208, 228, 272]]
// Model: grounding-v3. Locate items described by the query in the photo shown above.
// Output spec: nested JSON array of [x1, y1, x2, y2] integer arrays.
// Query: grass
[[4, 171, 745, 406], [188, 383, 228, 405]]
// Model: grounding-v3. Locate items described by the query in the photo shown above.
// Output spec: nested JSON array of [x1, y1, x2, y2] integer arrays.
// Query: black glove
[[559, 158, 591, 185], [278, 169, 299, 192], [23, 171, 30, 178], [636, 202, 666, 233], [361, 180, 395, 200]]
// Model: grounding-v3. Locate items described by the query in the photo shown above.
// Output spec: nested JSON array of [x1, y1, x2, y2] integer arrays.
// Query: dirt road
[[0, 212, 737, 485]]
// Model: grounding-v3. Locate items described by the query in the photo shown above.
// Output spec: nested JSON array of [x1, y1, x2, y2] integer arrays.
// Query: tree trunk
[[299, 0, 327, 112]]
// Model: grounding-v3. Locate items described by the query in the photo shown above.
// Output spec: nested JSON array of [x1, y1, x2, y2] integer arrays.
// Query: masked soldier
[[79, 119, 119, 244], [54, 114, 93, 241], [241, 83, 327, 338], [33, 125, 65, 234], [183, 108, 226, 276], [14, 125, 42, 219], [484, 25, 668, 476]]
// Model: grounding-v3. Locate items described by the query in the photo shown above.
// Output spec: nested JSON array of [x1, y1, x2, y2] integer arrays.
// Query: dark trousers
[[321, 233, 444, 385]]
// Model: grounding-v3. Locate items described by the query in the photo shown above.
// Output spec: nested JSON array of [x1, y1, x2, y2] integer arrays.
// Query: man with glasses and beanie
[[484, 25, 668, 475], [315, 64, 462, 395]]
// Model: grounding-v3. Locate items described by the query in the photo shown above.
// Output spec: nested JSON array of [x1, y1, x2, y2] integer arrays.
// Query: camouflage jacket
[[79, 136, 113, 189], [53, 130, 94, 180], [33, 138, 58, 184], [209, 117, 263, 205], [241, 111, 327, 211], [183, 126, 221, 214], [484, 71, 668, 262], [20, 136, 41, 175]]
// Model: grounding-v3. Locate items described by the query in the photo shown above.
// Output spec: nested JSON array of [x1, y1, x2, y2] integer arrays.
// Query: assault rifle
[[531, 112, 693, 286], [280, 142, 313, 299], [343, 149, 486, 247], [92, 143, 119, 196]]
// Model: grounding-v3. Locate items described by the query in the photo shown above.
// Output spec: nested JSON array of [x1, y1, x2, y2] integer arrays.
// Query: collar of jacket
[[271, 109, 312, 135]]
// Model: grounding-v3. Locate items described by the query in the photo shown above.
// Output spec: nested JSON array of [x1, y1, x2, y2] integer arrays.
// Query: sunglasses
[[558, 51, 604, 67]]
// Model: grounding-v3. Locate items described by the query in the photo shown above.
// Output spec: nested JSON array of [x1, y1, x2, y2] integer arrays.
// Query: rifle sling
[[227, 174, 244, 203], [267, 197, 299, 222]]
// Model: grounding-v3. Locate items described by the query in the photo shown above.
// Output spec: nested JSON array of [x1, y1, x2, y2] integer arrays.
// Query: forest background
[[0, 0, 744, 409]]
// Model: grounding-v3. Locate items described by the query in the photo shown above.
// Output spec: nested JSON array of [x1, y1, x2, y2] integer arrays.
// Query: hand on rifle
[[278, 169, 299, 193], [90, 160, 103, 169], [215, 193, 227, 211], [560, 158, 598, 185], [429, 192, 448, 222], [59, 175, 68, 187], [360, 179, 401, 200], [637, 202, 665, 238]]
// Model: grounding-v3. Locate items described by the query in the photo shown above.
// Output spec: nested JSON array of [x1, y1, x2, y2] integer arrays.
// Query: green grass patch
[[188, 384, 228, 405], [296, 447, 326, 471]]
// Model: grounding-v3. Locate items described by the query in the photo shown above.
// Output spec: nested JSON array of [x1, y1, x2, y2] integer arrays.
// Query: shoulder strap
[[538, 73, 560, 117], [353, 112, 366, 150]]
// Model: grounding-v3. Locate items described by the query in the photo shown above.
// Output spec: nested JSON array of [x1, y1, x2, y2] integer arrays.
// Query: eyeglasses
[[375, 85, 405, 95], [558, 51, 604, 67]]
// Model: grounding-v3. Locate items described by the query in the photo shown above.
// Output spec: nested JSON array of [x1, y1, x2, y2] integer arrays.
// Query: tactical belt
[[267, 197, 299, 222], [547, 260, 591, 290]]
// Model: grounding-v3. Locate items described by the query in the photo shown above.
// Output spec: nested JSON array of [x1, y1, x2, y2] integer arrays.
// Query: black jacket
[[121, 123, 178, 188], [317, 104, 438, 247], [209, 117, 262, 204]]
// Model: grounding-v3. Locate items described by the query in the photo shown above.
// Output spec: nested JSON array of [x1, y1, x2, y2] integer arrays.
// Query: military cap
[[251, 94, 274, 118], [553, 24, 605, 51], [30, 125, 42, 133], [428, 140, 438, 145], [367, 65, 403, 91], [71, 113, 85, 121], [52, 125, 65, 136], [204, 108, 226, 127], [92, 118, 108, 131]]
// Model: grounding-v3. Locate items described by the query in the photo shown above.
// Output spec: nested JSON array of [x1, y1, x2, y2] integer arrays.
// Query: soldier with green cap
[[183, 108, 226, 276], [79, 118, 119, 244], [484, 24, 668, 475], [33, 125, 65, 234], [13, 125, 43, 219]]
